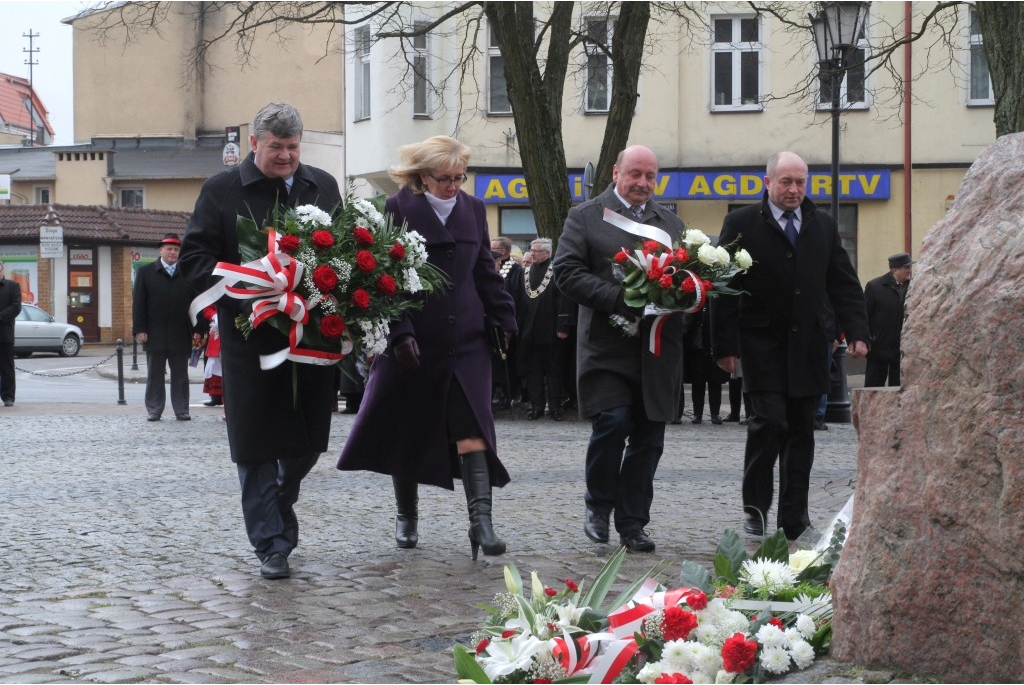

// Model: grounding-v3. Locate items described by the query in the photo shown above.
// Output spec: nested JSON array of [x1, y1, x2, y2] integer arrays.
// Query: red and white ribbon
[[189, 229, 349, 369], [603, 207, 672, 249]]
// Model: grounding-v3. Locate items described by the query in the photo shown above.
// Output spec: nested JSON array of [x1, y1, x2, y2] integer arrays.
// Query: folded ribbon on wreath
[[189, 229, 351, 369]]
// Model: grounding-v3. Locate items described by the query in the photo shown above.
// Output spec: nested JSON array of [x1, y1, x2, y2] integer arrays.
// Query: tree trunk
[[485, 2, 574, 245], [593, 2, 651, 193], [976, 3, 1024, 136]]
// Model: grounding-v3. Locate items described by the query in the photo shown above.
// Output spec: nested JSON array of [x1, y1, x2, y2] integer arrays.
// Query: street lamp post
[[810, 2, 871, 221]]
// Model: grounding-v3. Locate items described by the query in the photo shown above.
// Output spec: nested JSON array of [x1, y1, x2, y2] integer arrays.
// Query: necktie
[[782, 210, 798, 247], [630, 205, 644, 222], [166, 265, 176, 277]]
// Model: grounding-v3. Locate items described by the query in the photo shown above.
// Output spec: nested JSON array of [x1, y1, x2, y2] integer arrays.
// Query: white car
[[14, 304, 84, 357]]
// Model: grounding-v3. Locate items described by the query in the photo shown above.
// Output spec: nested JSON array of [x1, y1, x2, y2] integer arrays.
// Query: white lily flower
[[478, 632, 547, 680]]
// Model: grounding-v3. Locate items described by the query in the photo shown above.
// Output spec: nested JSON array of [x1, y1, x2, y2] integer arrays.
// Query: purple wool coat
[[336, 187, 517, 490]]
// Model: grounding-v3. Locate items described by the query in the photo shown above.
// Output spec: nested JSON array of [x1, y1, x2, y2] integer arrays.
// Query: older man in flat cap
[[864, 252, 914, 387], [132, 233, 202, 421]]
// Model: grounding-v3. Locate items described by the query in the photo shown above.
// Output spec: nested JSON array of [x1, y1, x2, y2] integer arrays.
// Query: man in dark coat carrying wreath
[[179, 102, 342, 580]]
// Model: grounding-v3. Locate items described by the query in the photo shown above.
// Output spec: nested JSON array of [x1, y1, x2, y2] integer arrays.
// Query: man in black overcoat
[[0, 261, 22, 407], [553, 145, 687, 553], [132, 233, 200, 421], [179, 102, 342, 580], [863, 252, 913, 387], [713, 151, 869, 541]]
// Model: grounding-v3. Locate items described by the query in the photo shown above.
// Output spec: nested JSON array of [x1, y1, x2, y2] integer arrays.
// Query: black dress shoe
[[584, 508, 610, 543], [527, 409, 543, 420], [147, 414, 160, 421], [260, 553, 290, 579], [550, 412, 563, 421], [202, 399, 222, 407], [743, 515, 765, 536], [814, 418, 829, 431], [620, 529, 656, 553], [691, 416, 702, 424], [175, 413, 191, 421], [723, 413, 740, 422]]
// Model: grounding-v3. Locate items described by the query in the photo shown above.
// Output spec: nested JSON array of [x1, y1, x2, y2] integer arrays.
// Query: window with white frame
[[354, 26, 372, 121], [968, 8, 993, 105], [711, 16, 763, 111], [412, 21, 430, 117], [488, 25, 511, 114], [816, 21, 868, 110], [584, 18, 614, 113], [120, 188, 143, 209]]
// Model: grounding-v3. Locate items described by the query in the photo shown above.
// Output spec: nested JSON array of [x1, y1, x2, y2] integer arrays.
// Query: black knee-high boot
[[393, 476, 418, 549], [460, 451, 506, 560]]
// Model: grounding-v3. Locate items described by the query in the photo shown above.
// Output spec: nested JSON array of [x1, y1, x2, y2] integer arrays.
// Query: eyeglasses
[[428, 173, 468, 186]]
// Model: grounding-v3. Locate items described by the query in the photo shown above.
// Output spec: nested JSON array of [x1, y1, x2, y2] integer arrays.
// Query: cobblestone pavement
[[1, 354, 877, 684]]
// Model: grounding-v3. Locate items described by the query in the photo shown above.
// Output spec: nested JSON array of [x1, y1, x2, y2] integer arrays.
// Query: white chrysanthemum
[[294, 204, 332, 227], [740, 558, 797, 593], [795, 614, 817, 639], [401, 267, 423, 293], [759, 646, 792, 674], [684, 641, 721, 676], [783, 627, 807, 649], [660, 639, 692, 671], [636, 661, 666, 684], [357, 319, 389, 357], [788, 639, 816, 669], [353, 199, 386, 230], [402, 231, 429, 267], [478, 632, 547, 680], [714, 669, 737, 684], [734, 248, 753, 271], [684, 228, 711, 248], [697, 243, 720, 266], [755, 623, 787, 649]]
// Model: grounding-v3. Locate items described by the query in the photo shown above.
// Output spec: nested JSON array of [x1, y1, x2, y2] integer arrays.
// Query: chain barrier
[[15, 350, 119, 377]]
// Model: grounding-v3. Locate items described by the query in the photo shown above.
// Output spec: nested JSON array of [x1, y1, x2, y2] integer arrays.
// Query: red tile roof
[[0, 204, 190, 245], [0, 72, 55, 142]]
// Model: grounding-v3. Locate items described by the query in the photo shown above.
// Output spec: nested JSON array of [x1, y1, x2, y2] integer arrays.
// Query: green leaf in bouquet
[[453, 644, 490, 683], [713, 529, 747, 584], [624, 289, 647, 309], [795, 558, 834, 585], [606, 558, 672, 613], [678, 559, 714, 593], [579, 546, 627, 611], [752, 529, 791, 563], [623, 267, 648, 289], [513, 594, 539, 636], [576, 606, 609, 634]]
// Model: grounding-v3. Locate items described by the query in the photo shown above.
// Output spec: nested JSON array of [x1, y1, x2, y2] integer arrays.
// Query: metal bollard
[[131, 338, 139, 371], [116, 339, 127, 405], [825, 339, 851, 423]]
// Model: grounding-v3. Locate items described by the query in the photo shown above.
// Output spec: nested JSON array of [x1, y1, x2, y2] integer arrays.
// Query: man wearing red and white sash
[[179, 102, 342, 580], [553, 145, 687, 553]]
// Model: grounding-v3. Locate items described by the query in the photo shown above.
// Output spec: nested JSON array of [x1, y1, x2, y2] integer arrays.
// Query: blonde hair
[[388, 135, 471, 194]]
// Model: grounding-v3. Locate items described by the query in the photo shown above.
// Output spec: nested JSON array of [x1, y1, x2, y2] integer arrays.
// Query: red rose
[[768, 617, 784, 630], [544, 587, 557, 597], [613, 249, 629, 264], [319, 314, 346, 339], [356, 250, 377, 273], [680, 278, 696, 294], [647, 265, 664, 281], [311, 230, 335, 249], [674, 247, 689, 262], [655, 674, 693, 684], [659, 274, 674, 289], [721, 632, 758, 673], [565, 578, 579, 592], [312, 264, 338, 292], [661, 606, 698, 641], [643, 240, 662, 254], [278, 234, 301, 253], [685, 590, 708, 611], [388, 241, 406, 260], [351, 289, 371, 309], [353, 226, 374, 246], [376, 274, 397, 296], [701, 279, 713, 292], [475, 638, 490, 654]]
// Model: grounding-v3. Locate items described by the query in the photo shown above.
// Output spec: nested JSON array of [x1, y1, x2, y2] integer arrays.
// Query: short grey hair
[[253, 102, 304, 140], [530, 238, 552, 255]]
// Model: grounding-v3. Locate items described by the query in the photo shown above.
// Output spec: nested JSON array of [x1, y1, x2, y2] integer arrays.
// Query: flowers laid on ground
[[190, 192, 446, 369], [604, 208, 751, 339], [455, 524, 846, 684]]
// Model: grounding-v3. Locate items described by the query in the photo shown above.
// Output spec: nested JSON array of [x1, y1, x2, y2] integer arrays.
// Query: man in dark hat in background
[[863, 252, 914, 387], [132, 233, 201, 421]]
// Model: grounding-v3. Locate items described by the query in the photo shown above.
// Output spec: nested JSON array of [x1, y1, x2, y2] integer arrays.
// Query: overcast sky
[[0, 1, 86, 145]]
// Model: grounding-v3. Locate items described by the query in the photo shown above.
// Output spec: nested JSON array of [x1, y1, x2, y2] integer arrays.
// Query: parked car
[[14, 304, 84, 357]]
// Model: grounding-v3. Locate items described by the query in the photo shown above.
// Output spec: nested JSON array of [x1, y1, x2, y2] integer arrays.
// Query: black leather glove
[[393, 335, 421, 368], [613, 291, 643, 318]]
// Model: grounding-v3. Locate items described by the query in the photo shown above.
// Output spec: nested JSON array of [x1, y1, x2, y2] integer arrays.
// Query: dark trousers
[[727, 378, 743, 417], [144, 349, 190, 417], [864, 357, 900, 387], [742, 392, 819, 539], [236, 452, 320, 561], [584, 405, 665, 535], [0, 343, 14, 401], [523, 344, 562, 414]]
